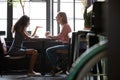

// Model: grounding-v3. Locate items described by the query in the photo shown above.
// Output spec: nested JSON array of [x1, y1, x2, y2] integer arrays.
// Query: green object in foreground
[[66, 40, 107, 80]]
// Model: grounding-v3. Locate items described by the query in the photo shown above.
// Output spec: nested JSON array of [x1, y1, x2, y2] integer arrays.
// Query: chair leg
[[57, 55, 69, 74]]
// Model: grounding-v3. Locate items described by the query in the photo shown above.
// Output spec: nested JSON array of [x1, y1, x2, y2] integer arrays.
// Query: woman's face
[[56, 14, 62, 23], [26, 21, 30, 27]]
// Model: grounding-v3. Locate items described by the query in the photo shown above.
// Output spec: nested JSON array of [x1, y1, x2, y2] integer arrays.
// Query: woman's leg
[[46, 46, 58, 68], [26, 49, 39, 74], [46, 45, 68, 70]]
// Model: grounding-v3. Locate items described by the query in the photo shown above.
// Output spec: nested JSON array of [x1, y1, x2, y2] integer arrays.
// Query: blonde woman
[[45, 12, 71, 76]]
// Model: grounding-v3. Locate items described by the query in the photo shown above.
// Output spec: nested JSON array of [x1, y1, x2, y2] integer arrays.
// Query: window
[[74, 0, 85, 31], [5, 0, 86, 39], [13, 0, 46, 38], [0, 0, 7, 37], [52, 0, 85, 36]]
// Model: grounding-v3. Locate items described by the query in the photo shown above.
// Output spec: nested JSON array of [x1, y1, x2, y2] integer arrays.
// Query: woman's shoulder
[[63, 23, 71, 28], [65, 23, 71, 30], [65, 23, 70, 26]]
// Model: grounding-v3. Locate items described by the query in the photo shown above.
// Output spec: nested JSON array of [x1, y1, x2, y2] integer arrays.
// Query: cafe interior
[[0, 0, 120, 80]]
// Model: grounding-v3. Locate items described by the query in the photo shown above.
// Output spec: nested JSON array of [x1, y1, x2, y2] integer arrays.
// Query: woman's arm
[[21, 26, 42, 39], [31, 26, 42, 37], [19, 28, 31, 40], [45, 25, 71, 39], [45, 31, 57, 39]]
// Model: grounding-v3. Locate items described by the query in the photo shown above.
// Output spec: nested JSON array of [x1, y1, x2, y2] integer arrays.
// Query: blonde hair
[[57, 12, 68, 24]]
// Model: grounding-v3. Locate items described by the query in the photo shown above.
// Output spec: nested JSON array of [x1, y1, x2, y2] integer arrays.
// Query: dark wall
[[106, 0, 120, 80]]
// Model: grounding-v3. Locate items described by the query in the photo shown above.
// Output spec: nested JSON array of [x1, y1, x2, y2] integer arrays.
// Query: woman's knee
[[46, 48, 50, 55], [46, 48, 54, 55], [33, 50, 38, 55], [29, 49, 38, 56], [46, 47, 51, 52]]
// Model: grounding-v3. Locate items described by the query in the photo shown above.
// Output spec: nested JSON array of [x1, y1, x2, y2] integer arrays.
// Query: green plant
[[7, 0, 28, 15]]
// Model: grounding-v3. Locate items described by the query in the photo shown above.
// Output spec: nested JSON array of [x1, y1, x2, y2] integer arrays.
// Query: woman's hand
[[45, 31, 50, 38], [31, 26, 42, 37], [36, 26, 42, 28]]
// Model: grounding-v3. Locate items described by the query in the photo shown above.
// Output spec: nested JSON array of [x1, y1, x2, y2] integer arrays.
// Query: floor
[[0, 72, 108, 80], [0, 74, 67, 80]]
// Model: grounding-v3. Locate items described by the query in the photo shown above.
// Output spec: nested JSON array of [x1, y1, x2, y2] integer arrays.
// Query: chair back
[[0, 36, 7, 56], [0, 38, 4, 58]]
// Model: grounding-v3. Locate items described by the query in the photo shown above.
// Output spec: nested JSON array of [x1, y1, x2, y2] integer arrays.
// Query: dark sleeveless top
[[8, 31, 26, 56]]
